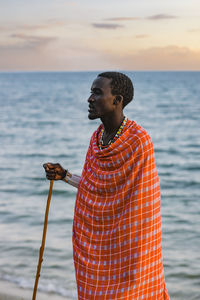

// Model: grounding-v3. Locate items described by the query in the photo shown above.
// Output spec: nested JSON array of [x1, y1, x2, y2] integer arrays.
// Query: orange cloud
[[0, 19, 67, 34], [0, 33, 58, 70], [1, 41, 200, 71], [103, 46, 200, 70], [0, 37, 108, 71], [135, 34, 149, 39], [188, 28, 200, 32], [9, 33, 57, 49], [22, 20, 67, 31]]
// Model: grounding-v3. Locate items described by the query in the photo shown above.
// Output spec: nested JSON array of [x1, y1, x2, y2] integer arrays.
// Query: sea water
[[0, 71, 200, 299]]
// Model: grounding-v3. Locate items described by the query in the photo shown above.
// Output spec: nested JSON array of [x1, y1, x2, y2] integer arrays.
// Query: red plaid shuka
[[73, 119, 169, 299]]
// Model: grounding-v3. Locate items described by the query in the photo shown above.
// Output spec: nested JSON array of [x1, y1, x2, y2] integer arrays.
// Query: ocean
[[0, 71, 200, 299]]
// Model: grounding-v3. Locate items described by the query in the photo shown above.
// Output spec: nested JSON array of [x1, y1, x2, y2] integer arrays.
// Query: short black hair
[[98, 71, 134, 108]]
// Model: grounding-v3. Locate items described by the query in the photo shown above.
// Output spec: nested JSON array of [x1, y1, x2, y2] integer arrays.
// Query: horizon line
[[0, 70, 200, 73]]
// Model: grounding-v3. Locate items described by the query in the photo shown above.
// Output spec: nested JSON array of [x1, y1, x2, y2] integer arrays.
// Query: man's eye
[[91, 89, 101, 95]]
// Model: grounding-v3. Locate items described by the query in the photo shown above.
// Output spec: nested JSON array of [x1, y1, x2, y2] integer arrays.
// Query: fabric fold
[[73, 119, 169, 299]]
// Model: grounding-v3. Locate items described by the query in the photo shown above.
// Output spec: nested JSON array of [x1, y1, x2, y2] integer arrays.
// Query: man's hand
[[43, 163, 67, 181]]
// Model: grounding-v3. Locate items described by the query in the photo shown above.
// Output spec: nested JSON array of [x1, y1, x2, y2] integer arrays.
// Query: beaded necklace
[[99, 117, 127, 150]]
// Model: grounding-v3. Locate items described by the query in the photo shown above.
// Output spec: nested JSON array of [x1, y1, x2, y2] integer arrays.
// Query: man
[[43, 72, 169, 299]]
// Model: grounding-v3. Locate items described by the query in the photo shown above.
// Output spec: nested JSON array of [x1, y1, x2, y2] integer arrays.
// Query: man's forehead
[[91, 77, 112, 89]]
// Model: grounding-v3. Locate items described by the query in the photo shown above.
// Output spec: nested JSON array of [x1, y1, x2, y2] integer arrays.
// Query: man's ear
[[114, 95, 123, 104]]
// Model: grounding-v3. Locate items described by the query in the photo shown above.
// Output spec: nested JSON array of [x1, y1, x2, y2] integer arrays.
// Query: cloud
[[188, 28, 200, 32], [135, 34, 149, 39], [92, 23, 124, 29], [0, 39, 111, 71], [22, 20, 67, 31], [147, 14, 177, 20], [9, 33, 57, 49], [0, 26, 8, 31], [100, 14, 177, 23], [102, 45, 200, 70], [0, 19, 67, 34], [105, 17, 139, 21]]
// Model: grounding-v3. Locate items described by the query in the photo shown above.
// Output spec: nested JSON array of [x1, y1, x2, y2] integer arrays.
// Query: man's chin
[[88, 113, 98, 120]]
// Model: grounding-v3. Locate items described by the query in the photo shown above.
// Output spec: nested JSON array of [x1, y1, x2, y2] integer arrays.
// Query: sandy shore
[[0, 280, 71, 300]]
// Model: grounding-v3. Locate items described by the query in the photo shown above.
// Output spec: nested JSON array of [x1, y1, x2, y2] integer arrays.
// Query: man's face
[[88, 77, 115, 120]]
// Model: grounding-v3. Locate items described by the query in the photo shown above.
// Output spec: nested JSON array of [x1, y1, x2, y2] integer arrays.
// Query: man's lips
[[88, 107, 95, 113]]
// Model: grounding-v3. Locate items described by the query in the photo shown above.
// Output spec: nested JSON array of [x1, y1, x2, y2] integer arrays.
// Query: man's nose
[[88, 94, 95, 103]]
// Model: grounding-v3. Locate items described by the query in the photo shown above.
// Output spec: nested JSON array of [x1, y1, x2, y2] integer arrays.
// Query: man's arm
[[62, 172, 81, 189], [43, 163, 80, 189]]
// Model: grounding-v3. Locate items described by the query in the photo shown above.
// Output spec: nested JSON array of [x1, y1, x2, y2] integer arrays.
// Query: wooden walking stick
[[32, 180, 54, 300]]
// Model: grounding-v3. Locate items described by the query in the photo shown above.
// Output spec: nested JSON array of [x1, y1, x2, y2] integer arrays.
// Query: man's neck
[[101, 112, 125, 135]]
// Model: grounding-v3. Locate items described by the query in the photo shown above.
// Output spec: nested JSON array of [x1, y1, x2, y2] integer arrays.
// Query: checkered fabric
[[73, 119, 169, 299]]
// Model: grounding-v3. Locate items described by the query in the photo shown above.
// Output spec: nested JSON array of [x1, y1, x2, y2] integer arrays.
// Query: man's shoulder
[[128, 120, 152, 146]]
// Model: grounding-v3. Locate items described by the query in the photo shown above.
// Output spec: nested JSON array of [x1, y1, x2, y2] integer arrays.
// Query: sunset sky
[[0, 0, 200, 71]]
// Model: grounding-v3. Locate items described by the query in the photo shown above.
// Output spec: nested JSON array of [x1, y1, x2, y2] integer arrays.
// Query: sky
[[0, 0, 200, 71]]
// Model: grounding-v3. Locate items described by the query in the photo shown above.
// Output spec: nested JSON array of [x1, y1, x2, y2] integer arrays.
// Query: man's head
[[98, 72, 134, 108], [88, 72, 134, 120]]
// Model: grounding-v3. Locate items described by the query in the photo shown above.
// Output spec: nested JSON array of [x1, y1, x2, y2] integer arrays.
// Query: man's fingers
[[43, 162, 64, 180], [47, 171, 55, 175], [43, 162, 56, 171], [53, 163, 60, 167], [46, 173, 61, 181], [46, 175, 54, 180]]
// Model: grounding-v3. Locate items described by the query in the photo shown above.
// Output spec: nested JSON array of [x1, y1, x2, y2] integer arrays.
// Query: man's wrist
[[62, 169, 72, 182]]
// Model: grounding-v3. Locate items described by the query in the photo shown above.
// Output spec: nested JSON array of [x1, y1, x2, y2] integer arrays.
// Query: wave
[[0, 274, 77, 299]]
